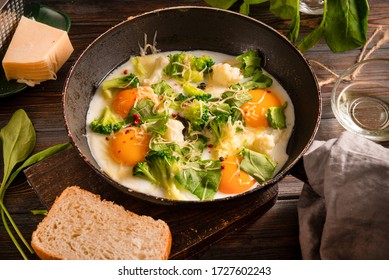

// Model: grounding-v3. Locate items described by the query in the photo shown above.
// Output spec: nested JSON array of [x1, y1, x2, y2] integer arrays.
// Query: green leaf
[[151, 80, 175, 96], [236, 50, 262, 78], [222, 89, 253, 108], [297, 0, 369, 52], [323, 0, 369, 52], [0, 110, 72, 260], [241, 69, 273, 89], [175, 160, 222, 200], [269, 0, 300, 42], [266, 103, 287, 129], [0, 109, 36, 189], [270, 0, 298, 19], [239, 2, 250, 15], [127, 98, 168, 132], [239, 149, 277, 183], [31, 209, 48, 216], [3, 143, 71, 190], [288, 1, 300, 42], [244, 0, 269, 4], [203, 0, 239, 9], [297, 23, 325, 52]]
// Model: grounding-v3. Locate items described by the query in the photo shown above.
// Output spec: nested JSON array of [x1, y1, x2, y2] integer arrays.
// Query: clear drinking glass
[[331, 58, 389, 142]]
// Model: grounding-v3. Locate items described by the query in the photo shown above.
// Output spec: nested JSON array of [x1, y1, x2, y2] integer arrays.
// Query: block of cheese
[[2, 16, 73, 86]]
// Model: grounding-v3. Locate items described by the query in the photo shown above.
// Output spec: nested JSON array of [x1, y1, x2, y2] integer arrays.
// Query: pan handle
[[289, 157, 309, 184]]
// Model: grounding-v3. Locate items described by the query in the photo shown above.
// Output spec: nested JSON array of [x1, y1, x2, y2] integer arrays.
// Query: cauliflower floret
[[132, 54, 169, 86], [250, 132, 276, 157], [210, 63, 243, 87], [164, 119, 185, 145]]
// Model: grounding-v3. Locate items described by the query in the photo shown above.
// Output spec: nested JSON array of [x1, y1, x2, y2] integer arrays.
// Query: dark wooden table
[[1, 0, 388, 260]]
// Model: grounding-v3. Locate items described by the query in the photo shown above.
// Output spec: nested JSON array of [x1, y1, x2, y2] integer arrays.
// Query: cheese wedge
[[2, 16, 73, 86]]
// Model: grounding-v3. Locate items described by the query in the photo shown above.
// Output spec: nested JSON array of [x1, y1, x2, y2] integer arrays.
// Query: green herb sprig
[[0, 109, 71, 259], [204, 0, 370, 52]]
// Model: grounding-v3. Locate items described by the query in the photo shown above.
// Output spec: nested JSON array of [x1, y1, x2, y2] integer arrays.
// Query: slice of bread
[[31, 186, 172, 260]]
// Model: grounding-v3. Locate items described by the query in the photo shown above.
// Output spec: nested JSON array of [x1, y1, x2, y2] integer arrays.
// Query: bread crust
[[31, 186, 172, 260]]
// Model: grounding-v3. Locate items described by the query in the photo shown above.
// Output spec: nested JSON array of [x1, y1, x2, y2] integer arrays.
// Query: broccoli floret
[[101, 73, 140, 99], [193, 55, 215, 74], [163, 52, 215, 83], [132, 161, 157, 185], [207, 113, 229, 144], [181, 99, 210, 131], [133, 150, 183, 200], [182, 83, 212, 101], [89, 106, 124, 135]]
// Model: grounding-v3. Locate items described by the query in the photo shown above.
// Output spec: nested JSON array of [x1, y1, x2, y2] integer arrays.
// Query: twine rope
[[309, 25, 389, 88]]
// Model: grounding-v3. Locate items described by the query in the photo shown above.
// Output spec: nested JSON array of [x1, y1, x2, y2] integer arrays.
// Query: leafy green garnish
[[101, 73, 140, 99], [151, 80, 175, 96], [0, 109, 71, 259], [175, 160, 222, 200], [236, 50, 262, 78], [239, 148, 277, 183], [181, 99, 211, 131], [163, 52, 215, 83], [127, 98, 168, 134], [183, 83, 212, 100], [234, 50, 273, 89], [240, 69, 273, 90], [266, 102, 288, 129]]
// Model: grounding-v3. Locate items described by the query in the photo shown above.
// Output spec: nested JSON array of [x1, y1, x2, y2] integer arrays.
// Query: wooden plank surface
[[23, 147, 279, 260]]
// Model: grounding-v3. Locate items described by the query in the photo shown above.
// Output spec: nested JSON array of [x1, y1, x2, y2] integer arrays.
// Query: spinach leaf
[[0, 109, 72, 260], [223, 89, 253, 123], [296, 21, 325, 52], [0, 109, 36, 188], [204, 0, 239, 9], [241, 69, 273, 89], [269, 0, 300, 42], [127, 98, 168, 134], [222, 89, 253, 108], [266, 102, 287, 129], [151, 80, 175, 97], [323, 0, 369, 52], [298, 0, 369, 52], [236, 50, 262, 78], [3, 143, 71, 190], [175, 160, 222, 200], [239, 149, 277, 183]]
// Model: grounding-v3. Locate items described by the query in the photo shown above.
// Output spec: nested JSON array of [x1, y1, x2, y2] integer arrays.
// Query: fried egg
[[109, 127, 150, 166], [241, 89, 282, 128], [86, 50, 295, 200]]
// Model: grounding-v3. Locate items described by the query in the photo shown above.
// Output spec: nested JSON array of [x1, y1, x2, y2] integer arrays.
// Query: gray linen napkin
[[297, 131, 389, 259]]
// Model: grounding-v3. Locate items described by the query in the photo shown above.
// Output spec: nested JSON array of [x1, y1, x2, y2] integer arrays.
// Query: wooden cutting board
[[24, 147, 278, 259]]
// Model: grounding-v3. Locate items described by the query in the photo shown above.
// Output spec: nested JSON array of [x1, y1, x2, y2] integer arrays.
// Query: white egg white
[[86, 50, 295, 200]]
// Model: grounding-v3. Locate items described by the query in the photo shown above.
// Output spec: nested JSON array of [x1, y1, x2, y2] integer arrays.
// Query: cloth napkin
[[297, 131, 389, 259]]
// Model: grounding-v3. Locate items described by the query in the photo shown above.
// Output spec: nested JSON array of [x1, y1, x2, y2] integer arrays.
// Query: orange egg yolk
[[218, 154, 256, 194], [241, 89, 282, 128], [112, 88, 139, 118], [109, 128, 150, 166]]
